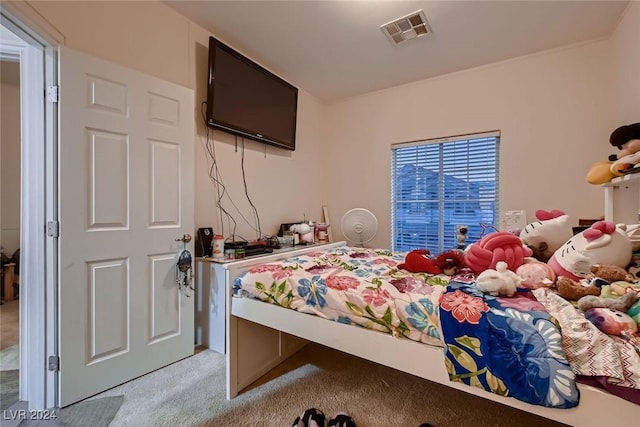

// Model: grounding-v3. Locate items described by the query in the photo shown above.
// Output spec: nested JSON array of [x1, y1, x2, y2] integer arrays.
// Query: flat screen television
[[206, 36, 298, 151]]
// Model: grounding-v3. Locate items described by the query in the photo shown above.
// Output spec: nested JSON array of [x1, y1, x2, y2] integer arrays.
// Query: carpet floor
[[89, 343, 568, 427], [1, 369, 19, 412], [18, 396, 124, 427]]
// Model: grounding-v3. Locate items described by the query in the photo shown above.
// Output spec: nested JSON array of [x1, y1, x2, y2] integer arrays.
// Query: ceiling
[[165, 1, 629, 103]]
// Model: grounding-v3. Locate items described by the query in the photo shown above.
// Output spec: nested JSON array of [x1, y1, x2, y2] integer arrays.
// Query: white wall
[[27, 0, 329, 242], [324, 38, 615, 249], [1, 60, 21, 255], [610, 1, 640, 123]]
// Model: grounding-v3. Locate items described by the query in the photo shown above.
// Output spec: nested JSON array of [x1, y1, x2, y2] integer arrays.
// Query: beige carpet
[[18, 396, 124, 427], [91, 343, 568, 427], [1, 369, 19, 411]]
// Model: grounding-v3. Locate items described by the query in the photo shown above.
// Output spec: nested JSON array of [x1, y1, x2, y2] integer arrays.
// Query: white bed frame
[[223, 242, 639, 426]]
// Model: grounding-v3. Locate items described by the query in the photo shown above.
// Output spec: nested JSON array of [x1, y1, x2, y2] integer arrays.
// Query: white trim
[[44, 45, 58, 410], [1, 9, 57, 411], [0, 2, 65, 46], [20, 39, 48, 411], [391, 129, 501, 149]]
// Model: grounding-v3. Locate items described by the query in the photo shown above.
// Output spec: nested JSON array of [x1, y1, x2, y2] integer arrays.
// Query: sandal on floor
[[292, 408, 327, 427], [328, 413, 356, 427]]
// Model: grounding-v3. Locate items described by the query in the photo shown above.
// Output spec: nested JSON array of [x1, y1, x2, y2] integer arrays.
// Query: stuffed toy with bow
[[547, 221, 632, 281], [519, 209, 573, 262]]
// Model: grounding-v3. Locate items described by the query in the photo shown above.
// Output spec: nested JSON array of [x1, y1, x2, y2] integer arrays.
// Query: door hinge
[[48, 355, 59, 372], [47, 221, 59, 238], [46, 85, 59, 103]]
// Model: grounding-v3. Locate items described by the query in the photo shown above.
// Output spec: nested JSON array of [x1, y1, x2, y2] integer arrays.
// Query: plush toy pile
[[396, 209, 640, 341]]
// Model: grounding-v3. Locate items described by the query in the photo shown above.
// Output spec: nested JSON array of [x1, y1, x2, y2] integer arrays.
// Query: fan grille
[[341, 208, 378, 246]]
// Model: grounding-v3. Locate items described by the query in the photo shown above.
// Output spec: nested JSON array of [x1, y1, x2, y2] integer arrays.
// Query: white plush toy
[[476, 261, 521, 297], [547, 221, 632, 281], [519, 209, 573, 262]]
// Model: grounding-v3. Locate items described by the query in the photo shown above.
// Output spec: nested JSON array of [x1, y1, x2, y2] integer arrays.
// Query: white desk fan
[[341, 208, 378, 247]]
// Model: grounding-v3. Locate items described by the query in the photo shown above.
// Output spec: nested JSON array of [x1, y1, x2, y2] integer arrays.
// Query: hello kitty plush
[[547, 221, 632, 281], [519, 209, 573, 262]]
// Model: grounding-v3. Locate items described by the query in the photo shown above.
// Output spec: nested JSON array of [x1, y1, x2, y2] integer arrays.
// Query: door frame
[[0, 4, 62, 410]]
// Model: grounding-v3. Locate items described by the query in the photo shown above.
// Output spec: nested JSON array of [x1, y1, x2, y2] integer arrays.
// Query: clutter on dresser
[[278, 220, 318, 246], [315, 222, 330, 243]]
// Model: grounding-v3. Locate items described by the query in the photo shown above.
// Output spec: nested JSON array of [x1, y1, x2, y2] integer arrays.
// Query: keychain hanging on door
[[176, 237, 194, 296]]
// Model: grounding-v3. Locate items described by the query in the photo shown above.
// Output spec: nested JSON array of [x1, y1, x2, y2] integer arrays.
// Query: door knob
[[175, 234, 192, 243]]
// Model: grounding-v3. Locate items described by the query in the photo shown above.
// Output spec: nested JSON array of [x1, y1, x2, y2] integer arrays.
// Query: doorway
[[0, 51, 22, 412], [0, 8, 57, 410]]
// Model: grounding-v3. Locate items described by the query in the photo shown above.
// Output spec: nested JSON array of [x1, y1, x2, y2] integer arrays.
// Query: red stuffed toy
[[435, 250, 466, 276], [398, 249, 442, 274]]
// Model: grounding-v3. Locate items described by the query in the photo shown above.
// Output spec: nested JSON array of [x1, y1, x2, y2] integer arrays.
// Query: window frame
[[390, 131, 500, 253]]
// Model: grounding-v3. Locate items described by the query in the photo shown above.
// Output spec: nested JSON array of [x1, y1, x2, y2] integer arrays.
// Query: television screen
[[206, 37, 298, 151]]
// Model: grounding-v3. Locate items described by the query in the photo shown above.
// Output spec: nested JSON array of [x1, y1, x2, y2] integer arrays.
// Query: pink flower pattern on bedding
[[233, 246, 449, 346], [440, 289, 489, 324]]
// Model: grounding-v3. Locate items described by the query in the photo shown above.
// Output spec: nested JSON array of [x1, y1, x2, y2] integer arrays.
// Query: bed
[[224, 242, 639, 426]]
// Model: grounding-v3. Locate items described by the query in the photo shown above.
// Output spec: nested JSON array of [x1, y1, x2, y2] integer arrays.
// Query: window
[[391, 132, 500, 253]]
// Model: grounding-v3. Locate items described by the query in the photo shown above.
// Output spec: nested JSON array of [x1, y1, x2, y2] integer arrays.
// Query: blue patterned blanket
[[439, 280, 580, 408]]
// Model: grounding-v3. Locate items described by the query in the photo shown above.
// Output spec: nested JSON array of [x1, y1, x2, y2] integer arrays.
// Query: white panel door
[[58, 47, 194, 406]]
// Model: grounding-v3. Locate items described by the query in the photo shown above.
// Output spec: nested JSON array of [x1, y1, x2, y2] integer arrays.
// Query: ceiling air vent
[[381, 10, 431, 45]]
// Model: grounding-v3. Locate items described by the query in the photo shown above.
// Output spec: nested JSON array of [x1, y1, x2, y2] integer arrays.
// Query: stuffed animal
[[586, 161, 615, 185], [609, 151, 640, 177], [519, 209, 573, 262], [577, 291, 639, 312], [628, 299, 640, 326], [588, 263, 635, 284], [547, 221, 632, 281], [555, 276, 601, 301], [465, 231, 533, 274], [586, 122, 640, 184], [609, 123, 640, 173], [584, 308, 638, 336], [398, 249, 441, 274], [584, 307, 640, 352], [515, 258, 556, 289], [434, 250, 465, 276], [476, 261, 521, 297]]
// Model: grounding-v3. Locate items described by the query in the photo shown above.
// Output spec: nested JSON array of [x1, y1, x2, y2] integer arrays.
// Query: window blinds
[[391, 132, 500, 253]]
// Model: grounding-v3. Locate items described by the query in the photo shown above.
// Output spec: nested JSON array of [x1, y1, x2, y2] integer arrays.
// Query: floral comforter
[[233, 246, 580, 408], [233, 246, 448, 347]]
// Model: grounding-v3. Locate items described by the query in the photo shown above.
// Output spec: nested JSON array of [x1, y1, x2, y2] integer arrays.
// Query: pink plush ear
[[592, 221, 616, 234], [535, 210, 553, 221], [583, 228, 603, 241], [549, 209, 565, 218], [584, 221, 616, 241], [535, 209, 565, 221]]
